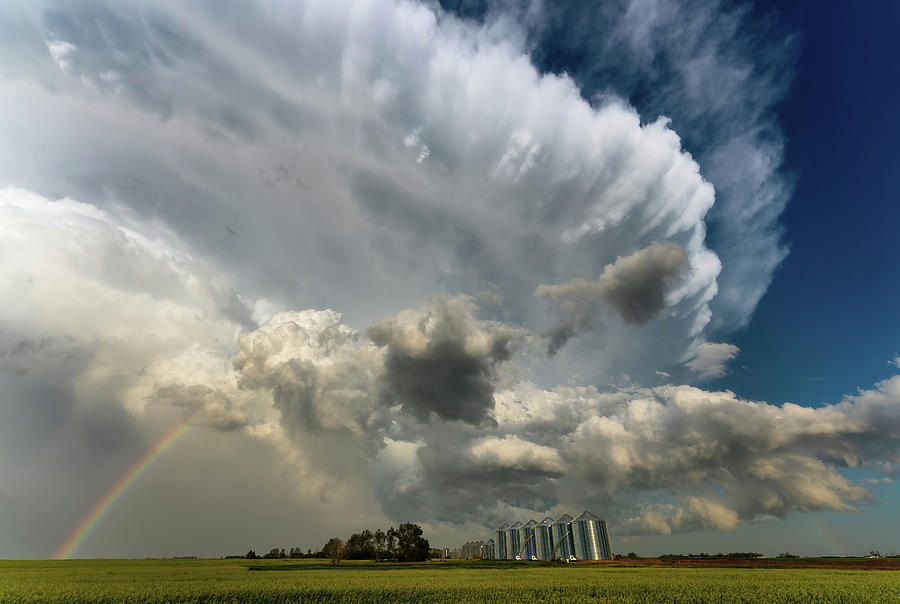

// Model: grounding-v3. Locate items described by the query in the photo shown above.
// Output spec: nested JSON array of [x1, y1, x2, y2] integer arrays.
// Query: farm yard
[[2, 558, 899, 603]]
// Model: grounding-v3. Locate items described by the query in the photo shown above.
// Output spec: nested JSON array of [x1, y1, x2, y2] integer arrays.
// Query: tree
[[395, 522, 430, 562], [386, 527, 399, 560], [373, 529, 388, 561], [245, 549, 257, 559], [323, 537, 345, 564], [346, 529, 376, 560], [263, 547, 286, 559]]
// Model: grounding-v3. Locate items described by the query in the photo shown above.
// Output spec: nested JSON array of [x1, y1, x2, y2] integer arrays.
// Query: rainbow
[[806, 513, 847, 557], [53, 413, 200, 559]]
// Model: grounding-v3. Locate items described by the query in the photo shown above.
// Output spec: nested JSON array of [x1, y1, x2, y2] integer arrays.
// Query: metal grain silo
[[519, 519, 537, 560], [571, 511, 612, 560], [493, 523, 508, 559], [506, 521, 522, 559], [550, 514, 574, 560], [534, 517, 555, 560]]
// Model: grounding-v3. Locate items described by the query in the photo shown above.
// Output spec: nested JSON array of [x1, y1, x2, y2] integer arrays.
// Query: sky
[[0, 0, 898, 559]]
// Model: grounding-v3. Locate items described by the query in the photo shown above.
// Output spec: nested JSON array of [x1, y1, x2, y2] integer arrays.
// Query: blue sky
[[726, 1, 900, 406], [0, 0, 898, 559]]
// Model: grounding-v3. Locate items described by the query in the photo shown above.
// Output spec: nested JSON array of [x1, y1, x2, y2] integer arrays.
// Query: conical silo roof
[[573, 510, 603, 522], [552, 514, 573, 525], [522, 519, 537, 528]]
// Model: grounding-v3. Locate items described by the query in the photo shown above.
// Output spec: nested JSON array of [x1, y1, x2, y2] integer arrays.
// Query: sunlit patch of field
[[2, 558, 899, 603]]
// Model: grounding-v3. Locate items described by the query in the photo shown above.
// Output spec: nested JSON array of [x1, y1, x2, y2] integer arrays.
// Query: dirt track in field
[[582, 558, 900, 570]]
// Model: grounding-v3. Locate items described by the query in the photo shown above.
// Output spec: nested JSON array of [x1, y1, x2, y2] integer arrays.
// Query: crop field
[[2, 558, 899, 603]]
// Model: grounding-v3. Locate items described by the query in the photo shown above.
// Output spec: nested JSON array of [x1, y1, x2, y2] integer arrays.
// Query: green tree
[[395, 522, 430, 562], [373, 529, 388, 561], [386, 527, 399, 560], [346, 530, 375, 560]]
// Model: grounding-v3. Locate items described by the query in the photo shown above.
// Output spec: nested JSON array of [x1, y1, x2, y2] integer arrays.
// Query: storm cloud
[[3, 0, 878, 560], [535, 242, 689, 353], [367, 296, 527, 426]]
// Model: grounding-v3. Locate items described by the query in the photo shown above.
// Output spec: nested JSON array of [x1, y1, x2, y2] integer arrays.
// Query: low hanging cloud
[[685, 342, 741, 379], [232, 296, 527, 440], [488, 376, 900, 534], [535, 242, 689, 354], [3, 188, 900, 545], [232, 309, 383, 441], [223, 297, 900, 534], [468, 435, 564, 475], [367, 297, 528, 426]]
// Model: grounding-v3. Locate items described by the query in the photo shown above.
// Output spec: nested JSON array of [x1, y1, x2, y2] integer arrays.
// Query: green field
[[2, 558, 899, 603]]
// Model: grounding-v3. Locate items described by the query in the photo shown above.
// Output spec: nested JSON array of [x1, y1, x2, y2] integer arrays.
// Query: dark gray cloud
[[367, 296, 526, 426], [380, 431, 562, 525], [536, 242, 689, 353]]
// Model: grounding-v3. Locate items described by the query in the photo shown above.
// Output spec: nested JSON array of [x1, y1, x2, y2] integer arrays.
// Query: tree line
[[658, 552, 764, 559], [244, 522, 430, 564]]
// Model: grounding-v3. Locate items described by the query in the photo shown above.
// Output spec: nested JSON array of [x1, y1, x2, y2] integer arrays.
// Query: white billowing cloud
[[469, 435, 564, 474], [0, 187, 254, 423], [224, 301, 900, 535], [0, 0, 726, 386], [889, 354, 900, 369], [489, 377, 900, 534], [232, 308, 386, 442], [2, 188, 900, 544], [463, 0, 794, 333], [596, 0, 796, 331], [685, 342, 740, 379]]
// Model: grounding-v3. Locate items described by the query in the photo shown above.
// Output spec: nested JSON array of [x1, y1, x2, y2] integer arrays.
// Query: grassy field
[[2, 558, 899, 603]]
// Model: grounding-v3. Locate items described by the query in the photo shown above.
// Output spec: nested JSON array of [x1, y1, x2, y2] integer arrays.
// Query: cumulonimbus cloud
[[4, 188, 899, 541], [0, 0, 865, 556], [0, 0, 724, 386]]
